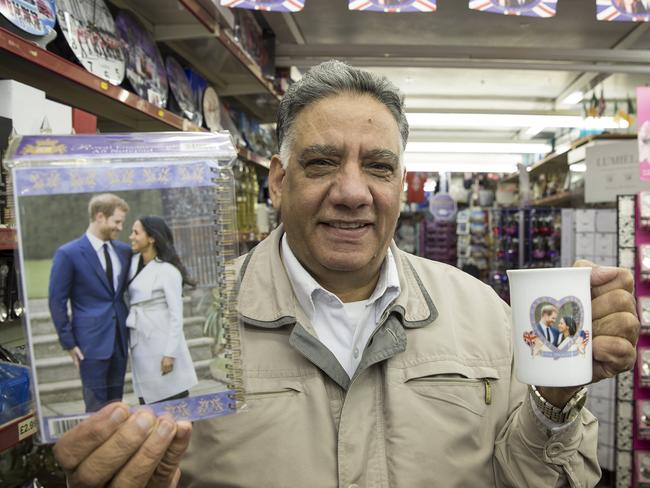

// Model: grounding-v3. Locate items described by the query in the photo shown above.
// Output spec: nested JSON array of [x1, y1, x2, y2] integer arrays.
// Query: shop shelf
[[0, 228, 16, 251], [0, 411, 36, 454]]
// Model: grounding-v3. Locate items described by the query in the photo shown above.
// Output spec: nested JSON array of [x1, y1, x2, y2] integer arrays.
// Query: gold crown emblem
[[21, 138, 67, 155]]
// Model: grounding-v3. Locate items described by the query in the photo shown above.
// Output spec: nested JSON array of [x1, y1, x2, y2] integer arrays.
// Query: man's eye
[[307, 159, 334, 167], [368, 163, 394, 173]]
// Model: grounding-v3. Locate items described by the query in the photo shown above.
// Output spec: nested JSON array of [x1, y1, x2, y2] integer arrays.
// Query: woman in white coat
[[127, 216, 198, 404]]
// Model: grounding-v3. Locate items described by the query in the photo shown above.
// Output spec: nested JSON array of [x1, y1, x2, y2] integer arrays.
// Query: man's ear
[[269, 155, 286, 210]]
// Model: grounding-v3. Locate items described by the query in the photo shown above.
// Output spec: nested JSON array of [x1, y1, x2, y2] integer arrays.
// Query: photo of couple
[[16, 174, 230, 427], [48, 193, 198, 412], [523, 299, 589, 358]]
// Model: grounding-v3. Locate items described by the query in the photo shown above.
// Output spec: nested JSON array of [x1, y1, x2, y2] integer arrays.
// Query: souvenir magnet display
[[55, 0, 125, 84], [114, 10, 167, 108], [165, 55, 199, 123], [0, 0, 57, 43], [203, 86, 222, 132]]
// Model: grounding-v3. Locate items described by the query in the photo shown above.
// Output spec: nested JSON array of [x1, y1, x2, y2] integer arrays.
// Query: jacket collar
[[237, 225, 438, 329]]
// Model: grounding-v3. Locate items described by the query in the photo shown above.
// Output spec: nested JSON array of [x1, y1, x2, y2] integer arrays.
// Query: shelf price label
[[18, 416, 36, 441]]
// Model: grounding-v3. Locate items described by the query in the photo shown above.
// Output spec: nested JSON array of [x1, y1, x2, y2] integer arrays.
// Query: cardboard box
[[575, 209, 597, 233], [594, 233, 617, 257], [575, 232, 595, 257], [595, 209, 617, 233], [0, 80, 46, 135]]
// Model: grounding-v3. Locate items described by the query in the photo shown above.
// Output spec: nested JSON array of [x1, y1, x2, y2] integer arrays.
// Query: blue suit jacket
[[535, 322, 560, 347], [48, 235, 131, 360]]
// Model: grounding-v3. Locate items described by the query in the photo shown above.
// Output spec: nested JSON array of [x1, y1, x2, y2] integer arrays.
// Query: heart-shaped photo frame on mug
[[522, 295, 590, 359]]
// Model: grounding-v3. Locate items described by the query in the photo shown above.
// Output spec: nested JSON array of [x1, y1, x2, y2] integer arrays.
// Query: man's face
[[269, 93, 404, 284], [96, 209, 126, 241], [545, 310, 558, 327]]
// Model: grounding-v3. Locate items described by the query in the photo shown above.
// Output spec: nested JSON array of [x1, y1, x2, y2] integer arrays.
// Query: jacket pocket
[[400, 362, 500, 417], [245, 378, 304, 401]]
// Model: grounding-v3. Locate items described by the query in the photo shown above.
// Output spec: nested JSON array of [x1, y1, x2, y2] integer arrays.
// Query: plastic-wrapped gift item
[[641, 297, 650, 335], [636, 451, 650, 487], [640, 348, 650, 388], [639, 401, 650, 440], [0, 362, 31, 425], [641, 245, 650, 283], [640, 191, 650, 230]]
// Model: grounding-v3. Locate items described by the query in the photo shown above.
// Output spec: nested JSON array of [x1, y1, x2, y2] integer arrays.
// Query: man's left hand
[[538, 260, 639, 408]]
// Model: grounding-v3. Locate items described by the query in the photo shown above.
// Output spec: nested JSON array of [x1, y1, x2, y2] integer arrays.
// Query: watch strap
[[528, 385, 588, 423]]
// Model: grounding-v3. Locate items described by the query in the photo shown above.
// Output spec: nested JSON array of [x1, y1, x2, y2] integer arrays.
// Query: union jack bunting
[[596, 0, 650, 22], [220, 0, 305, 12], [468, 0, 557, 18], [348, 0, 437, 13]]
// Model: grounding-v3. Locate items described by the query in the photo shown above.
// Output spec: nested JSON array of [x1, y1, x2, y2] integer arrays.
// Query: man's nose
[[329, 161, 372, 208]]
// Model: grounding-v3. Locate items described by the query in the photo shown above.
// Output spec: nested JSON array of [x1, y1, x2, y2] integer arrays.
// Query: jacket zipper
[[410, 377, 493, 405]]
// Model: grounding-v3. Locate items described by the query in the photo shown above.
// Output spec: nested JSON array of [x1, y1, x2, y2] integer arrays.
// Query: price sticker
[[18, 416, 36, 440]]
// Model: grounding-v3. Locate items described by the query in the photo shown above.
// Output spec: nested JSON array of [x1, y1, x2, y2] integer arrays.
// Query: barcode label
[[48, 415, 88, 438]]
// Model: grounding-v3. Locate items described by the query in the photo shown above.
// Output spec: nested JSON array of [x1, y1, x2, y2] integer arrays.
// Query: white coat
[[126, 255, 198, 403]]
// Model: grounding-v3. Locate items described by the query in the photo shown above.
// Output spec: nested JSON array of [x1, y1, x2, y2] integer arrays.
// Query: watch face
[[0, 0, 56, 36], [55, 0, 125, 84], [202, 86, 222, 132], [165, 55, 198, 122], [115, 10, 167, 108]]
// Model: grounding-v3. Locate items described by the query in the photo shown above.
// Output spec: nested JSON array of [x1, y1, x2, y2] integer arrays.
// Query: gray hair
[[277, 60, 409, 168]]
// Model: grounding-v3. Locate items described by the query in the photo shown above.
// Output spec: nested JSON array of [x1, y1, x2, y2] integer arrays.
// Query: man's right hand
[[53, 402, 192, 488], [67, 347, 84, 369]]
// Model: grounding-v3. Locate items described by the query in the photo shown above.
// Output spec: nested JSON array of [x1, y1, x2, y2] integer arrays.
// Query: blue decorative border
[[596, 0, 650, 22], [468, 0, 557, 18], [221, 0, 305, 12], [14, 161, 214, 196], [42, 390, 236, 441], [348, 0, 437, 13]]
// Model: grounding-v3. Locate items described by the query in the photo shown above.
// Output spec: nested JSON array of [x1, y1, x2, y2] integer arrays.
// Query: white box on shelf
[[561, 209, 575, 268], [594, 233, 617, 257], [575, 209, 597, 233], [43, 100, 72, 135], [575, 232, 596, 257], [595, 209, 617, 233], [0, 80, 46, 135]]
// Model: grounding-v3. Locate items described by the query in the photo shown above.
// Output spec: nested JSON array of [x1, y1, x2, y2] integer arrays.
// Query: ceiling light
[[524, 126, 545, 137], [569, 162, 587, 172], [405, 153, 521, 173], [406, 113, 628, 130], [560, 91, 584, 105], [405, 141, 551, 154]]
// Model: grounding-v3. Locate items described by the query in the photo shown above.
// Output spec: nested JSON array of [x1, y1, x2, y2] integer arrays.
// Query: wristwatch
[[528, 385, 588, 423]]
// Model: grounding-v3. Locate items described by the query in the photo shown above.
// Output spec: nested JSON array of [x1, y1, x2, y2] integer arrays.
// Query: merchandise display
[[165, 55, 199, 124], [115, 10, 168, 108], [4, 132, 244, 443], [202, 86, 222, 132], [54, 0, 125, 84], [0, 0, 56, 47]]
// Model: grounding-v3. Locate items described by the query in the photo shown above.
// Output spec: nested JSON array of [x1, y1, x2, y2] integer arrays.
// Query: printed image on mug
[[507, 267, 592, 387], [523, 296, 590, 359]]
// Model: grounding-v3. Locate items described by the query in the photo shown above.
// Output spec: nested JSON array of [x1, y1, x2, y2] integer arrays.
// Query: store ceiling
[[263, 0, 650, 158]]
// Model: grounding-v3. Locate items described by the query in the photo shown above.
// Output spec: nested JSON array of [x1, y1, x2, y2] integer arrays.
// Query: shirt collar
[[86, 230, 110, 252], [280, 234, 400, 318]]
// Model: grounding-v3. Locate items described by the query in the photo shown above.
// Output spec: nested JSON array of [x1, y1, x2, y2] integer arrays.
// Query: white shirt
[[281, 235, 400, 378], [86, 231, 121, 291]]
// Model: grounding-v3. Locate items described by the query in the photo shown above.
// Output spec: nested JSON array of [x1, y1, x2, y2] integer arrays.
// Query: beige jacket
[[180, 226, 600, 488]]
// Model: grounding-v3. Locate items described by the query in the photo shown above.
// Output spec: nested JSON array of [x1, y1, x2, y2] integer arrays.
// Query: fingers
[[592, 288, 637, 320], [76, 347, 85, 361], [147, 421, 192, 488], [575, 260, 634, 298], [53, 402, 129, 473], [69, 410, 158, 487], [108, 415, 178, 488], [592, 311, 640, 347], [592, 335, 637, 382]]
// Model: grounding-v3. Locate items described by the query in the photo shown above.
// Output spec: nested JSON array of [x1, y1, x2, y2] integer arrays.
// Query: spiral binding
[[211, 166, 245, 410]]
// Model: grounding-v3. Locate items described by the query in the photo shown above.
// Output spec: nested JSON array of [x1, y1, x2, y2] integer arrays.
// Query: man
[[535, 303, 560, 347], [52, 61, 639, 487], [48, 193, 131, 412]]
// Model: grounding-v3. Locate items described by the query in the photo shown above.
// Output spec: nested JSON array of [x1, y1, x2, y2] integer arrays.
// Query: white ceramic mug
[[507, 267, 592, 387]]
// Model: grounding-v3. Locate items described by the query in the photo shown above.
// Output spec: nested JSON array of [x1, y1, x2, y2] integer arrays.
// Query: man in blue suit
[[534, 304, 560, 348], [49, 193, 132, 412]]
